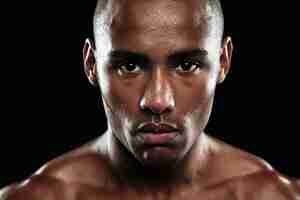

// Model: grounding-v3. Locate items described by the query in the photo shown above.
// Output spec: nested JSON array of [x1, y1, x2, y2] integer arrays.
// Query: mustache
[[133, 119, 182, 135]]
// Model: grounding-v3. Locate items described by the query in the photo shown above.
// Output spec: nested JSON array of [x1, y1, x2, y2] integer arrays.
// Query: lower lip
[[139, 132, 179, 145]]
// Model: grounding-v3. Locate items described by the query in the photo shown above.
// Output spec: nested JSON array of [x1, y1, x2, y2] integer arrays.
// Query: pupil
[[127, 63, 136, 71], [183, 62, 190, 71]]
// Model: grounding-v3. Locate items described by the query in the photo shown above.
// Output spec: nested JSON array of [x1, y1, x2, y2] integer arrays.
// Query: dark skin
[[1, 0, 299, 199]]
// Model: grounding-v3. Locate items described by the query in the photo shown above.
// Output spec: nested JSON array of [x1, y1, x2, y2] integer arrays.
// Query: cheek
[[174, 73, 217, 115], [106, 75, 143, 114], [101, 76, 139, 148], [175, 73, 217, 146], [178, 75, 216, 148], [100, 72, 146, 134]]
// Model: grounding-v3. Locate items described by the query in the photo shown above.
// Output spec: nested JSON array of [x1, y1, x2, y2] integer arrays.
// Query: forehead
[[97, 0, 212, 57], [112, 0, 208, 29]]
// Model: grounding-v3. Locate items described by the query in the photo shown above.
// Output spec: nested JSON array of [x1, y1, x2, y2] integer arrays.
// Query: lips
[[137, 122, 178, 133], [136, 123, 180, 145]]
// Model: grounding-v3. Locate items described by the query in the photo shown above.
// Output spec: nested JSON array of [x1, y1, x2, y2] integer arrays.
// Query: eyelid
[[186, 58, 206, 67], [120, 63, 141, 71], [172, 59, 207, 74], [116, 62, 144, 77], [111, 58, 151, 69], [109, 52, 152, 68], [177, 62, 198, 71]]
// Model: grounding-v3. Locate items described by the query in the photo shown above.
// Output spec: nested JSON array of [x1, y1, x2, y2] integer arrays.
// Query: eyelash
[[112, 59, 204, 75], [174, 59, 205, 73], [112, 61, 143, 76], [118, 63, 141, 73]]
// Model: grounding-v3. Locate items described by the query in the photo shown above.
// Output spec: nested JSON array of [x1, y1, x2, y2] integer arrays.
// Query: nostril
[[140, 99, 174, 115], [141, 106, 157, 116]]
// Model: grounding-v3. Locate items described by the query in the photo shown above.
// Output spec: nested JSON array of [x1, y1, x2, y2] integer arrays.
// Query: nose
[[140, 68, 175, 115]]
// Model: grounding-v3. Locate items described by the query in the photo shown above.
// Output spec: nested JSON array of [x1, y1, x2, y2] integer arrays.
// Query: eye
[[117, 63, 142, 75], [175, 61, 202, 73]]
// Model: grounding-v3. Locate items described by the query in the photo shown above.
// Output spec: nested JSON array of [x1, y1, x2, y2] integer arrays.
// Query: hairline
[[93, 0, 224, 44]]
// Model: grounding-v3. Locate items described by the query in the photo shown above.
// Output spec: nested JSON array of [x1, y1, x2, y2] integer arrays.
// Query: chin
[[136, 146, 182, 169]]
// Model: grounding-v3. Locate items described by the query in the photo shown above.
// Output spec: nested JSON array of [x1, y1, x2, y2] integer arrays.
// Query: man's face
[[94, 0, 225, 167]]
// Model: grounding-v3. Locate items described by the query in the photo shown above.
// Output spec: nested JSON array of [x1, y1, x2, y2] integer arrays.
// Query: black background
[[1, 1, 299, 187]]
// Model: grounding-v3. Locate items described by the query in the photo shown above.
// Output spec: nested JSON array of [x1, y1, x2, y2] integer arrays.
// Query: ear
[[218, 36, 233, 84], [83, 38, 98, 86]]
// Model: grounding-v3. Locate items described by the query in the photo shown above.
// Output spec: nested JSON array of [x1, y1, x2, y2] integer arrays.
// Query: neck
[[104, 129, 215, 189]]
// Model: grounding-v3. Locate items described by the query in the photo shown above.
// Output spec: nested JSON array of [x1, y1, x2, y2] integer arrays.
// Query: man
[[1, 0, 299, 199]]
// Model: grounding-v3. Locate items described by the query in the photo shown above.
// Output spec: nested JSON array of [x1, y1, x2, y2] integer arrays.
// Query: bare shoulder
[[36, 135, 114, 187], [233, 170, 300, 199], [208, 136, 300, 199], [0, 175, 68, 200], [0, 135, 115, 199], [207, 136, 274, 181]]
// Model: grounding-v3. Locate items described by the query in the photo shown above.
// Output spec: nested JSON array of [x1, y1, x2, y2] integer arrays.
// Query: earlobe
[[83, 38, 98, 86], [218, 36, 233, 84]]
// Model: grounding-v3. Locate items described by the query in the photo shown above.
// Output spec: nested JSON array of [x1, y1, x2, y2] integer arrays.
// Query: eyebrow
[[109, 50, 150, 63], [167, 48, 208, 62], [108, 48, 208, 64]]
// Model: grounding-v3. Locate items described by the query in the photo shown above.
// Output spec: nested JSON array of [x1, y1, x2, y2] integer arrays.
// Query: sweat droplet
[[143, 151, 148, 160]]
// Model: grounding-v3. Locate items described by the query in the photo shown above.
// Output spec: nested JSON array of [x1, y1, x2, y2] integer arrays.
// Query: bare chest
[[73, 185, 239, 200]]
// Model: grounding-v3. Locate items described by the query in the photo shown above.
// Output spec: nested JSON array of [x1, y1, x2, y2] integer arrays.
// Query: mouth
[[136, 122, 180, 146]]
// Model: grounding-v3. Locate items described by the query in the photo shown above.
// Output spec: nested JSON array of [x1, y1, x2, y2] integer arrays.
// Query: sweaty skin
[[1, 0, 299, 199]]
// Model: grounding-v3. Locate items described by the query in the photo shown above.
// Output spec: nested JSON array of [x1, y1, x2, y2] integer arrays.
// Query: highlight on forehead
[[93, 0, 224, 40]]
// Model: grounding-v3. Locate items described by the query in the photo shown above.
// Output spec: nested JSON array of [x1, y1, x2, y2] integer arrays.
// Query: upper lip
[[136, 122, 179, 134]]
